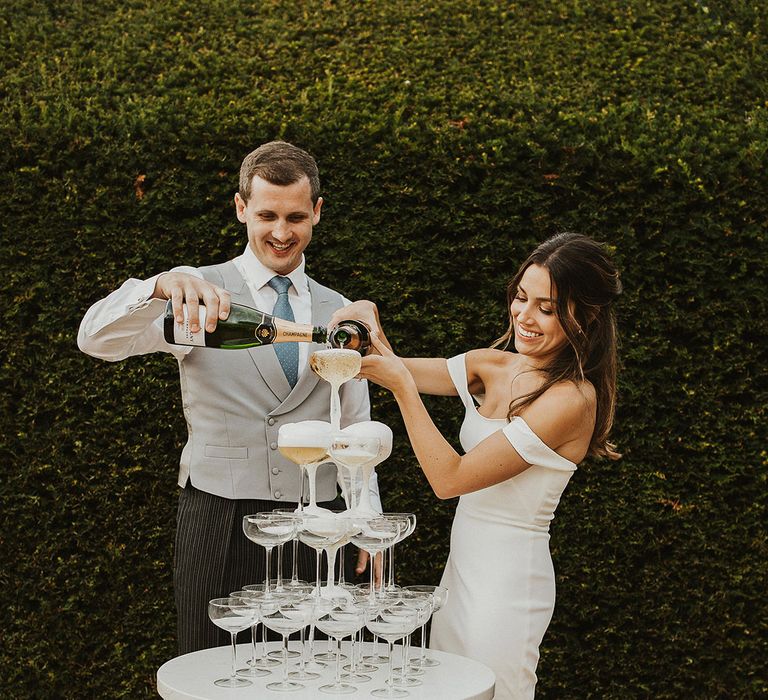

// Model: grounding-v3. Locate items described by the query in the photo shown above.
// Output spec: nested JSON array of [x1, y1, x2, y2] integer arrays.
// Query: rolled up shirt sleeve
[[77, 267, 199, 362]]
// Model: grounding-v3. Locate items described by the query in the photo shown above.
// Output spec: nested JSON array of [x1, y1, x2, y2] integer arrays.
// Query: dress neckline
[[471, 403, 508, 423]]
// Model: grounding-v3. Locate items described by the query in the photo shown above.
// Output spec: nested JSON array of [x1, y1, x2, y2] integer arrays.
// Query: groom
[[78, 140, 381, 653]]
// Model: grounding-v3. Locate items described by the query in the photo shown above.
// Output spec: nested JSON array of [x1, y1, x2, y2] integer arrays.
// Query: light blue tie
[[267, 276, 299, 388]]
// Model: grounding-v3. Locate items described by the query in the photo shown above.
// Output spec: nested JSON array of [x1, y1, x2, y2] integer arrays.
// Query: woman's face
[[510, 264, 569, 364]]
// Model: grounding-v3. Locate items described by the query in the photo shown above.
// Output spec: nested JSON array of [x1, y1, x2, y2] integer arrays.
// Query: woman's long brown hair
[[493, 233, 622, 460]]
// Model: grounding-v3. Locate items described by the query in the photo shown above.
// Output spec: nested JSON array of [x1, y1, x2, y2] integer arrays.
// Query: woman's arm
[[329, 301, 458, 395], [360, 335, 591, 498], [401, 358, 457, 396]]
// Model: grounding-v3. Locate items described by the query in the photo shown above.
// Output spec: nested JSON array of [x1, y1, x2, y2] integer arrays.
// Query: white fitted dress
[[429, 354, 577, 700]]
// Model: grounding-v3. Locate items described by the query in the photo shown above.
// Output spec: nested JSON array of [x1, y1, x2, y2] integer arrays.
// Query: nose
[[272, 219, 291, 241], [516, 302, 533, 325]]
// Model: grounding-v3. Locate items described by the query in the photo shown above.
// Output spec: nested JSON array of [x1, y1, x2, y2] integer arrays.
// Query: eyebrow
[[255, 209, 308, 217], [518, 284, 556, 303]]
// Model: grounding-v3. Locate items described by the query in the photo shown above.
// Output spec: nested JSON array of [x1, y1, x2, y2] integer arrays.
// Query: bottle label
[[174, 305, 207, 346], [273, 319, 315, 343]]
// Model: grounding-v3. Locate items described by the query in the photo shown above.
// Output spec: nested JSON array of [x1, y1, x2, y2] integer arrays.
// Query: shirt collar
[[239, 244, 308, 294]]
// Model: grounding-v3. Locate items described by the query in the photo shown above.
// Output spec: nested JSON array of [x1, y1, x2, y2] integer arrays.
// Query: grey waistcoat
[[175, 260, 344, 501]]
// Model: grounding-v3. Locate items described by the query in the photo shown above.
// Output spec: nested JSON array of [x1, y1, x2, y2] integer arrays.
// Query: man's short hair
[[239, 141, 320, 204]]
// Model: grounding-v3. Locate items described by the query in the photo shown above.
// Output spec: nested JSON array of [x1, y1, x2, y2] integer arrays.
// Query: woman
[[330, 232, 621, 699]]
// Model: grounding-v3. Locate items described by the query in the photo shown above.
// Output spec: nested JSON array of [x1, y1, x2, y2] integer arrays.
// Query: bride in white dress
[[330, 233, 621, 699]]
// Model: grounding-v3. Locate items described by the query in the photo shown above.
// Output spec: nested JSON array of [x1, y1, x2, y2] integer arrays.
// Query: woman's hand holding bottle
[[328, 301, 392, 355]]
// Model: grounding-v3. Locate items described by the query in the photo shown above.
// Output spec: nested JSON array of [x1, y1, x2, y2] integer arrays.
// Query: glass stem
[[282, 635, 290, 684], [387, 641, 395, 692], [388, 543, 395, 589], [308, 623, 316, 660], [402, 635, 411, 682], [298, 464, 306, 511], [338, 544, 346, 586], [230, 631, 238, 680], [327, 545, 338, 590], [291, 538, 299, 584], [261, 621, 269, 660], [335, 637, 343, 685], [420, 623, 427, 667], [299, 627, 307, 672], [264, 546, 273, 595], [369, 551, 376, 603], [276, 544, 284, 590], [350, 468, 358, 511], [251, 622, 259, 664], [352, 628, 361, 672]]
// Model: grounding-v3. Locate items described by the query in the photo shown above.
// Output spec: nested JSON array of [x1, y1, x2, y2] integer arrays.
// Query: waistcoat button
[[272, 467, 279, 475], [274, 491, 282, 499], [270, 442, 277, 450], [268, 418, 275, 426]]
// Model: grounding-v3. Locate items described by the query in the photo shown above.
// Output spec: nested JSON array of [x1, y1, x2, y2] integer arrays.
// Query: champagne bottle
[[163, 300, 370, 354]]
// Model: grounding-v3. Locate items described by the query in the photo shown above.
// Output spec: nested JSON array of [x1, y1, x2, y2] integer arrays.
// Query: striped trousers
[[173, 483, 350, 655]]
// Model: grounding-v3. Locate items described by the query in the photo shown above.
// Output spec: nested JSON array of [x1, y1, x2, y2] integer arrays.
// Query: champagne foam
[[309, 349, 361, 385], [278, 421, 332, 448]]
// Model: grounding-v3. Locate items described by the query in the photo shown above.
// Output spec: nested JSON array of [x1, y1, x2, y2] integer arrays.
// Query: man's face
[[234, 175, 322, 275]]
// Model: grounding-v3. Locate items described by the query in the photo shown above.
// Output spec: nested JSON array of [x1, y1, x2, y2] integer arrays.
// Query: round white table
[[157, 641, 495, 699]]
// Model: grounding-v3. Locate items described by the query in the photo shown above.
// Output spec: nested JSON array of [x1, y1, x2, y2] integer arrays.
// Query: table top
[[157, 640, 495, 700]]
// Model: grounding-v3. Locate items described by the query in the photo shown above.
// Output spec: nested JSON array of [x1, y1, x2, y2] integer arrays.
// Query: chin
[[270, 257, 298, 274]]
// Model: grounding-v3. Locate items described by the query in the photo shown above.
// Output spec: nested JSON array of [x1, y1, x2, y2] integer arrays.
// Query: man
[[78, 141, 380, 653]]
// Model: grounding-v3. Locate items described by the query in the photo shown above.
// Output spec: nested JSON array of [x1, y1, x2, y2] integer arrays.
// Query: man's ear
[[234, 192, 247, 223], [312, 196, 324, 226]]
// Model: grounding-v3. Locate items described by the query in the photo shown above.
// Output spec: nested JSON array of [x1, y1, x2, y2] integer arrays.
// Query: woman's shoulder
[[464, 348, 516, 386], [526, 379, 597, 437], [465, 348, 517, 371], [546, 377, 596, 402]]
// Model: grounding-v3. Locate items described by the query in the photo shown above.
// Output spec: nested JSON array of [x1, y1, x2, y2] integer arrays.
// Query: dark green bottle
[[163, 300, 370, 354]]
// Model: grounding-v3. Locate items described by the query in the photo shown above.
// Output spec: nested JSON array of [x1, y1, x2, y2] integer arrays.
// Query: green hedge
[[2, 0, 766, 697]]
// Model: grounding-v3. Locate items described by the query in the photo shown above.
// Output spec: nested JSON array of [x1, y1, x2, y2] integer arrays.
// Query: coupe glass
[[310, 349, 362, 432], [271, 508, 311, 592], [356, 583, 390, 665], [297, 514, 354, 663], [242, 513, 297, 597], [350, 516, 401, 604], [260, 595, 315, 692], [351, 517, 401, 603], [278, 420, 334, 516], [207, 597, 255, 688], [297, 514, 353, 597], [242, 584, 280, 669], [266, 580, 313, 660], [340, 421, 393, 516], [382, 513, 416, 592], [229, 589, 272, 677], [390, 591, 433, 687], [404, 584, 449, 669], [329, 434, 381, 513], [365, 599, 419, 699], [314, 599, 367, 694]]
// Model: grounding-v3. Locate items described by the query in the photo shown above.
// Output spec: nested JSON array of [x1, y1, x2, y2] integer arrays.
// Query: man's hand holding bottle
[[153, 272, 231, 333]]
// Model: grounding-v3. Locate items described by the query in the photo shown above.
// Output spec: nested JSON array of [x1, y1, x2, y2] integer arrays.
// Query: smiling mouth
[[269, 241, 294, 252], [517, 327, 543, 339]]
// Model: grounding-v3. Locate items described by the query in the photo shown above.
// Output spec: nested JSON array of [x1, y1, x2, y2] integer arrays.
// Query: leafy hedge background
[[1, 0, 766, 697]]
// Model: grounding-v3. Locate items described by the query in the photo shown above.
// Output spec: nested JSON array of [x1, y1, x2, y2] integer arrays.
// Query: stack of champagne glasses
[[210, 510, 449, 695], [206, 349, 449, 695]]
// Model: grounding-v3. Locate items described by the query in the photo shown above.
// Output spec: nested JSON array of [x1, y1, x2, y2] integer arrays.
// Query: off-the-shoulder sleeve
[[501, 417, 577, 472], [446, 354, 475, 411]]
